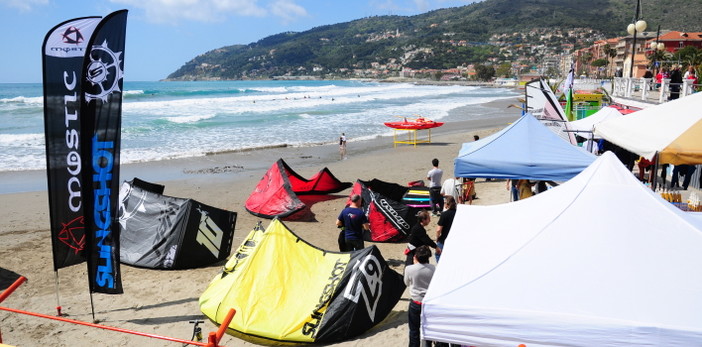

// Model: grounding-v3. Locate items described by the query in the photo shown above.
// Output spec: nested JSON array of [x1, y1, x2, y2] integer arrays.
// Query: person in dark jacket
[[435, 196, 456, 262], [405, 210, 439, 266], [669, 65, 683, 100]]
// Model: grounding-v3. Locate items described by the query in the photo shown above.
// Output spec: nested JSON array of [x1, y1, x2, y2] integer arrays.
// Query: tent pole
[[54, 270, 62, 316]]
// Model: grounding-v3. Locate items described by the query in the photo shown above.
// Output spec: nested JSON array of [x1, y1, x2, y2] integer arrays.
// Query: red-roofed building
[[649, 31, 702, 53]]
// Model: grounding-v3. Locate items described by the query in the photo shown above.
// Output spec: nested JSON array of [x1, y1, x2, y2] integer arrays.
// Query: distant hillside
[[167, 0, 702, 80]]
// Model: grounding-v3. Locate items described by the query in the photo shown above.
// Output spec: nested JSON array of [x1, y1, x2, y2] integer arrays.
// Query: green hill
[[166, 0, 702, 80]]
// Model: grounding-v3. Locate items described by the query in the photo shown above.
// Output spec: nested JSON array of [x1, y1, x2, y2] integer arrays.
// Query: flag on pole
[[564, 63, 575, 121], [80, 9, 128, 294], [42, 16, 102, 270], [42, 10, 128, 294]]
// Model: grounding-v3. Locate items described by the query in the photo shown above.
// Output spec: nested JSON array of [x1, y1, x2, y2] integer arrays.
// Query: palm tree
[[577, 52, 593, 76], [648, 48, 674, 72], [672, 46, 701, 70], [684, 51, 702, 76], [602, 44, 617, 77]]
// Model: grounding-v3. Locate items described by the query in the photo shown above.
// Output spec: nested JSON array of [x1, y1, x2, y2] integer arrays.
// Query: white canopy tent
[[594, 92, 702, 165], [422, 152, 702, 346], [568, 106, 624, 139]]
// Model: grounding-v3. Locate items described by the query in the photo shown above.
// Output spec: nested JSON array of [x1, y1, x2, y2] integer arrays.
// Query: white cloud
[[111, 0, 308, 24], [0, 0, 48, 12], [269, 0, 308, 24]]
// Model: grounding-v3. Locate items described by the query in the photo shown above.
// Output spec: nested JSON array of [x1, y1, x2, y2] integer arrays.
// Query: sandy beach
[[0, 97, 521, 346]]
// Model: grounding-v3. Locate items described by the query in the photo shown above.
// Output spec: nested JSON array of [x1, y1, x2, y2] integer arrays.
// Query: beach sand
[[0, 98, 521, 346]]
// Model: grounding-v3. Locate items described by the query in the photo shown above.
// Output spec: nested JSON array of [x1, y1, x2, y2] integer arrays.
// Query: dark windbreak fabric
[[351, 179, 417, 242], [130, 176, 164, 194], [119, 179, 236, 269]]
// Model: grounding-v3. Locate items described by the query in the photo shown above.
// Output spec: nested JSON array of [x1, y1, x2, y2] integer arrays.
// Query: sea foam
[[0, 80, 519, 172]]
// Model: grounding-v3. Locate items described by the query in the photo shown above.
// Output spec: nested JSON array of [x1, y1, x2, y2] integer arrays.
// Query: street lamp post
[[627, 0, 647, 78], [649, 25, 664, 75]]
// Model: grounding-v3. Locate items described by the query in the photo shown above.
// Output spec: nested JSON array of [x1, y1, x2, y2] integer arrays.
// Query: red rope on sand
[[0, 306, 210, 346], [0, 276, 27, 304], [0, 276, 237, 347]]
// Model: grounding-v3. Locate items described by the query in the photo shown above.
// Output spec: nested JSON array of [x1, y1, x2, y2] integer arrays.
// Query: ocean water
[[0, 80, 518, 172]]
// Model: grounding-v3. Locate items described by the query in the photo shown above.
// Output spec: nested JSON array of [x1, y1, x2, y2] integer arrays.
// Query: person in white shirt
[[339, 133, 347, 160], [440, 177, 461, 203], [426, 158, 443, 215]]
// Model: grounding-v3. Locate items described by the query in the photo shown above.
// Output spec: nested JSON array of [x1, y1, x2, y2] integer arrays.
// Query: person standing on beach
[[405, 211, 439, 266], [461, 178, 476, 204], [404, 245, 435, 347], [517, 179, 534, 200], [435, 196, 456, 262], [336, 194, 369, 251], [427, 158, 444, 216], [339, 133, 347, 160], [440, 176, 461, 203], [506, 179, 519, 201]]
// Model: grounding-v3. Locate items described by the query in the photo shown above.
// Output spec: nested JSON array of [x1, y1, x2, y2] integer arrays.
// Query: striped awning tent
[[594, 92, 702, 165]]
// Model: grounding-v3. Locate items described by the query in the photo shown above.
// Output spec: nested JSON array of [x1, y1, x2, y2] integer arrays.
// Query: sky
[[0, 0, 481, 83]]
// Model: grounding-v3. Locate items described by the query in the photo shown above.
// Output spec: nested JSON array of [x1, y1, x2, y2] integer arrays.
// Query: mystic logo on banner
[[43, 16, 101, 270], [42, 10, 128, 295]]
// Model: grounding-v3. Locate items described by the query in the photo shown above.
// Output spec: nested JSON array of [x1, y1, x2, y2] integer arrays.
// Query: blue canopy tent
[[454, 113, 596, 181]]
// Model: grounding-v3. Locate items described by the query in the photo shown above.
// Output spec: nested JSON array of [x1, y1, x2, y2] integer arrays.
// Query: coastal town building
[[302, 27, 700, 83], [654, 31, 702, 51]]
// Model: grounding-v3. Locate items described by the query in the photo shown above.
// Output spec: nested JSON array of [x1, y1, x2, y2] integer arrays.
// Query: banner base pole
[[54, 270, 63, 316], [89, 291, 96, 323]]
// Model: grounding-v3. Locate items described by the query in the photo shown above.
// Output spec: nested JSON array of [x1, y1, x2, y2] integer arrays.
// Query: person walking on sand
[[427, 158, 444, 216], [339, 133, 347, 160], [404, 245, 435, 347], [336, 194, 369, 251]]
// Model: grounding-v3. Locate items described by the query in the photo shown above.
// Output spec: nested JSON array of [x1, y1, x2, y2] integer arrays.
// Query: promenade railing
[[611, 77, 698, 103]]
